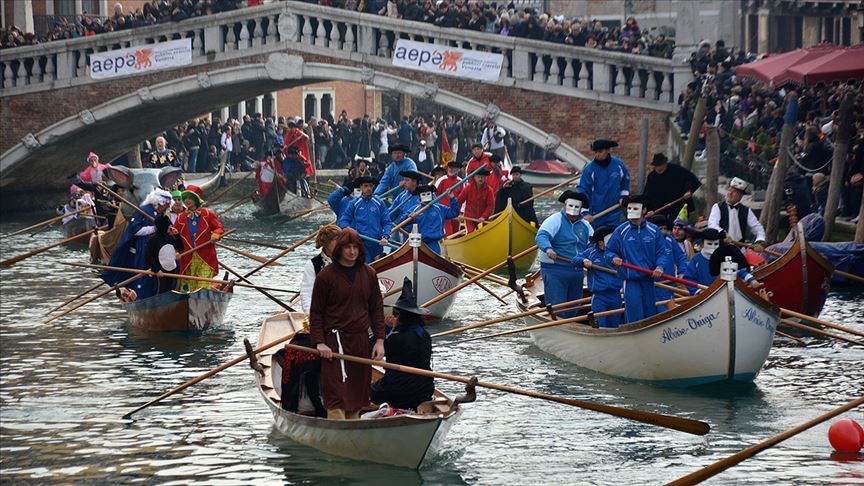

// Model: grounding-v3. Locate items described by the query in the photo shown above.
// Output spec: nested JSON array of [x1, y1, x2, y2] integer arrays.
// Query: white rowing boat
[[516, 273, 779, 386], [252, 312, 464, 469]]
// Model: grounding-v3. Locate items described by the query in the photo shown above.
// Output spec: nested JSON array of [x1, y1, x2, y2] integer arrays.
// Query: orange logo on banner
[[134, 48, 154, 69], [439, 51, 462, 72]]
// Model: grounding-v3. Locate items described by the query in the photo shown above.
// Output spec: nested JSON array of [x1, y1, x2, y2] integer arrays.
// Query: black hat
[[649, 214, 671, 229], [651, 153, 668, 165], [624, 194, 647, 206], [700, 228, 725, 241], [413, 184, 437, 196], [389, 277, 430, 316], [474, 169, 491, 176], [388, 144, 410, 154], [510, 165, 523, 174], [398, 170, 423, 181], [431, 165, 446, 176], [590, 225, 615, 244], [446, 160, 464, 168], [558, 189, 590, 208], [709, 245, 748, 276], [286, 146, 300, 155], [471, 142, 484, 150], [590, 139, 618, 151], [354, 175, 377, 186]]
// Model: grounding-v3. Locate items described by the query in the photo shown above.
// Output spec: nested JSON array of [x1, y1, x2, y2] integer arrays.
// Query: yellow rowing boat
[[443, 201, 538, 273]]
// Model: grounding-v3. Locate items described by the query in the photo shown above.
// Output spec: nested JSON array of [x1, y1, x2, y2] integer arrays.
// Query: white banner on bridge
[[391, 39, 503, 82], [90, 38, 192, 80]]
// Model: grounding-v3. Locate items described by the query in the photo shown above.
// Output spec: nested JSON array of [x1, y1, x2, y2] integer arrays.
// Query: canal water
[[1, 200, 862, 485]]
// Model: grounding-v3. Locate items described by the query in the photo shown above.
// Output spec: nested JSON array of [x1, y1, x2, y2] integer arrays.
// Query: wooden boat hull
[[753, 237, 833, 317], [62, 216, 96, 248], [519, 169, 575, 187], [255, 178, 315, 218], [443, 202, 538, 273], [122, 288, 232, 331], [255, 313, 461, 469], [518, 277, 779, 386], [371, 241, 463, 320]]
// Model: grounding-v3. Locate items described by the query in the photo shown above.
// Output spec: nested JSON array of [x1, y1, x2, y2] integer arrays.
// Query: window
[[301, 88, 336, 121]]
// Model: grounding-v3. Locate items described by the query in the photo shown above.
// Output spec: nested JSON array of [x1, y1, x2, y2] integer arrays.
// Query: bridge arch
[[0, 53, 588, 197]]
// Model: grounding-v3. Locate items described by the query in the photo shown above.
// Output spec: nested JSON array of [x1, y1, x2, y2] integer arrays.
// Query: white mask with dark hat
[[626, 202, 643, 220], [702, 239, 720, 257], [564, 198, 582, 216], [420, 191, 434, 203]]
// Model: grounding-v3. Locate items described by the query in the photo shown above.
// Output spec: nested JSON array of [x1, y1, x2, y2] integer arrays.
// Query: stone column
[[14, 0, 34, 35], [74, 0, 83, 15], [401, 94, 413, 118], [220, 106, 230, 122], [803, 16, 820, 48], [270, 91, 279, 118], [127, 144, 142, 168], [757, 8, 770, 54], [100, 0, 108, 16], [237, 100, 246, 119], [671, 0, 700, 63], [253, 95, 264, 115]]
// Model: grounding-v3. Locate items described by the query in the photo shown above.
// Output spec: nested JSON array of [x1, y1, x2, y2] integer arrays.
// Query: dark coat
[[643, 163, 702, 220], [494, 179, 538, 224], [370, 319, 433, 410]]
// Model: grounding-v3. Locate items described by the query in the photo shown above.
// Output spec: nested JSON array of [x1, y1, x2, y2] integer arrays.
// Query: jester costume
[[172, 186, 224, 292]]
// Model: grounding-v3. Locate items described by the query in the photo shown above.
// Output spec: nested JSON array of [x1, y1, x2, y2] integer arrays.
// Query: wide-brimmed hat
[[649, 214, 671, 230], [700, 228, 725, 241], [353, 175, 377, 186], [473, 169, 491, 176], [510, 165, 523, 174], [413, 184, 437, 196], [446, 160, 463, 168], [399, 170, 423, 181], [181, 185, 205, 207], [431, 165, 446, 176], [388, 144, 410, 154], [170, 190, 182, 198], [590, 139, 618, 151], [624, 194, 647, 206], [590, 225, 615, 244], [558, 189, 589, 208], [388, 277, 430, 316], [650, 153, 668, 165]]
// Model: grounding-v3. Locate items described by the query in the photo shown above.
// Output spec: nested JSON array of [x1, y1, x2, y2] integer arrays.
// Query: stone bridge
[[0, 1, 690, 204]]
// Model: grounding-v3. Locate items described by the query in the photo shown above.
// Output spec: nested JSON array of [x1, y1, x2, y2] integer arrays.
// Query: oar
[[379, 184, 404, 200], [202, 170, 254, 207], [775, 330, 806, 345], [779, 308, 864, 339], [45, 280, 105, 315], [779, 318, 864, 346], [57, 262, 298, 294], [0, 227, 102, 268], [646, 194, 689, 218], [554, 255, 691, 296], [0, 207, 90, 240], [215, 242, 284, 266], [517, 173, 581, 206], [219, 261, 296, 312], [280, 203, 331, 223], [215, 193, 254, 217], [220, 237, 288, 251], [666, 395, 864, 486], [423, 245, 539, 308], [391, 165, 487, 236], [122, 328, 301, 419], [616, 261, 705, 289], [587, 200, 624, 223], [432, 295, 593, 338], [242, 221, 336, 278], [455, 261, 512, 286], [281, 343, 710, 436]]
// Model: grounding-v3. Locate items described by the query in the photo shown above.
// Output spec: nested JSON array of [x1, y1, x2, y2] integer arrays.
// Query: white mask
[[720, 257, 738, 281], [702, 239, 720, 257], [564, 198, 582, 216], [602, 234, 612, 246], [626, 203, 643, 219], [352, 188, 362, 198], [420, 192, 434, 203]]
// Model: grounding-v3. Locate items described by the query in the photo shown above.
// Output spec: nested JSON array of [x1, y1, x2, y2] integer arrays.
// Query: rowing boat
[[62, 215, 97, 248], [254, 175, 315, 219], [371, 240, 463, 320], [517, 160, 577, 187], [123, 287, 232, 331], [753, 236, 833, 317], [443, 201, 538, 273], [253, 312, 463, 469], [516, 273, 779, 386]]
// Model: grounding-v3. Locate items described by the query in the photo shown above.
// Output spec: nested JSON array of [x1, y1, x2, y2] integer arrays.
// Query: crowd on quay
[[675, 39, 864, 222], [2, 0, 243, 49], [306, 0, 675, 57]]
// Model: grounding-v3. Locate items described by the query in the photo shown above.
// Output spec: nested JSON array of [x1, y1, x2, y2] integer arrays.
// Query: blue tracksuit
[[389, 189, 418, 243], [605, 220, 671, 323], [683, 252, 756, 295], [536, 211, 593, 318], [655, 234, 690, 311], [337, 195, 392, 262], [575, 245, 622, 328], [374, 158, 418, 196], [403, 196, 460, 254], [327, 186, 353, 218], [577, 156, 630, 228]]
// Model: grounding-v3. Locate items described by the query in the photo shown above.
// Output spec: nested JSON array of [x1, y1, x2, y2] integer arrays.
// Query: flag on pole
[[441, 124, 455, 167]]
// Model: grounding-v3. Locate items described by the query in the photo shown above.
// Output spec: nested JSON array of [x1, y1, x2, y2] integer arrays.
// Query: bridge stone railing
[[0, 1, 688, 112]]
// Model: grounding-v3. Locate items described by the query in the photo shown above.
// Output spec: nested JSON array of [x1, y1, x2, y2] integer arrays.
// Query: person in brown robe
[[309, 227, 386, 420]]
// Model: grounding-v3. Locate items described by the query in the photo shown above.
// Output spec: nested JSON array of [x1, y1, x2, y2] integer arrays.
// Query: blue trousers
[[622, 279, 657, 324], [363, 240, 384, 263], [590, 209, 620, 230], [591, 290, 622, 328], [654, 287, 673, 313], [541, 263, 583, 318]]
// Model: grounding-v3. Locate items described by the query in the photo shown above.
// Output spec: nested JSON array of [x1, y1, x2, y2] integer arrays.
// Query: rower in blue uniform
[[337, 176, 392, 263], [374, 145, 417, 196], [577, 226, 623, 328], [328, 178, 361, 218], [402, 184, 460, 254], [578, 139, 630, 228], [683, 229, 762, 293], [389, 170, 423, 237], [648, 214, 689, 311]]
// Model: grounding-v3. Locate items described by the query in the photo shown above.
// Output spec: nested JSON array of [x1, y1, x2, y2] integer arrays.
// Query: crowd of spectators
[[675, 40, 864, 221], [308, 0, 676, 58], [2, 0, 243, 49]]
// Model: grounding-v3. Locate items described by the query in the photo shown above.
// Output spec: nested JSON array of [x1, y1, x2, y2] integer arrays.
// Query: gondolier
[[337, 176, 392, 263], [642, 153, 701, 221], [168, 190, 184, 224], [708, 177, 767, 251], [494, 166, 538, 225], [578, 139, 630, 228], [578, 226, 622, 328], [435, 161, 464, 236], [309, 228, 386, 420], [173, 185, 225, 292], [283, 120, 311, 169], [402, 185, 460, 254], [536, 190, 593, 318], [465, 144, 504, 194], [457, 169, 495, 233], [254, 150, 285, 201], [374, 145, 417, 196], [300, 224, 343, 314]]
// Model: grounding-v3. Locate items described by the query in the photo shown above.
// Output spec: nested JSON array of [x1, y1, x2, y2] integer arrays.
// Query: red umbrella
[[735, 44, 839, 85], [784, 44, 864, 87]]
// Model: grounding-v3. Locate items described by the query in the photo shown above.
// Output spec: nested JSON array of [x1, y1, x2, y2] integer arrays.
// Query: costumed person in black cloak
[[144, 215, 183, 294], [272, 320, 327, 416], [102, 189, 173, 300], [370, 277, 434, 411]]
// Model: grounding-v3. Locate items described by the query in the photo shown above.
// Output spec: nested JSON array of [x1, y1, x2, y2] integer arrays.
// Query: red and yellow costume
[[172, 186, 224, 292]]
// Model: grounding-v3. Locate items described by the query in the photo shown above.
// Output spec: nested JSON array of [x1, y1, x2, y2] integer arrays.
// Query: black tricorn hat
[[447, 160, 464, 168], [590, 139, 618, 151], [649, 214, 671, 229], [509, 165, 523, 174], [590, 225, 615, 243], [399, 170, 423, 181], [388, 144, 410, 154], [353, 175, 377, 186], [700, 228, 725, 241], [389, 277, 430, 315], [709, 245, 748, 276], [413, 184, 437, 196], [431, 165, 446, 175], [624, 194, 647, 206], [558, 189, 589, 208], [474, 169, 491, 176], [651, 152, 668, 165]]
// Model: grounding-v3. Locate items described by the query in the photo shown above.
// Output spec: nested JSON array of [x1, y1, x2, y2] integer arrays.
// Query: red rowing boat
[[753, 237, 833, 317]]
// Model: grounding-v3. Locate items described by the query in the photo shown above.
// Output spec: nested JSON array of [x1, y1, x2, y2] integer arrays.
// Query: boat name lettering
[[687, 312, 720, 330], [661, 326, 687, 343], [742, 307, 775, 332]]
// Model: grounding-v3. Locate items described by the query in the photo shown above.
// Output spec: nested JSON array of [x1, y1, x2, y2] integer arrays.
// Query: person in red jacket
[[457, 169, 495, 233], [464, 143, 504, 194], [435, 161, 464, 236], [172, 185, 225, 292]]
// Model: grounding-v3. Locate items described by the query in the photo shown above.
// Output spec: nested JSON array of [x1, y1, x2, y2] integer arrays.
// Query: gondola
[[62, 214, 97, 248], [443, 201, 538, 273], [123, 287, 232, 331], [517, 160, 577, 187], [753, 236, 834, 317], [254, 175, 315, 219], [252, 312, 464, 469]]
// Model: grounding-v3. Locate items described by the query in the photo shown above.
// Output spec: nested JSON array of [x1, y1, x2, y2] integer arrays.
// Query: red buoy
[[828, 419, 864, 453]]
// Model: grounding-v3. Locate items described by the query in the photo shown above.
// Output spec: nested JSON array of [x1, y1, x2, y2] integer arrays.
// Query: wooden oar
[[0, 207, 90, 240], [57, 262, 298, 294], [220, 237, 288, 251], [122, 328, 300, 419], [666, 395, 864, 485], [780, 308, 864, 339], [219, 261, 296, 312], [0, 227, 102, 268], [202, 170, 253, 207], [216, 192, 255, 217], [733, 240, 864, 285], [646, 194, 689, 218], [554, 256, 690, 297], [779, 318, 864, 346], [391, 165, 487, 235], [423, 245, 538, 308], [432, 295, 593, 338], [242, 221, 335, 278], [517, 173, 581, 206], [281, 342, 710, 436], [45, 280, 105, 315], [775, 330, 806, 345], [279, 203, 331, 223], [617, 261, 706, 289], [456, 262, 511, 286], [215, 242, 284, 266], [586, 200, 624, 223]]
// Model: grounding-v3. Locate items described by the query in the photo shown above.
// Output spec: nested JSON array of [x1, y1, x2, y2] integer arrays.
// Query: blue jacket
[[666, 235, 689, 275], [327, 186, 353, 218], [575, 245, 621, 293], [404, 196, 460, 242], [389, 189, 418, 225], [374, 158, 418, 196], [605, 221, 671, 281], [577, 156, 630, 217], [337, 195, 392, 239], [683, 252, 755, 295], [536, 211, 594, 265]]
